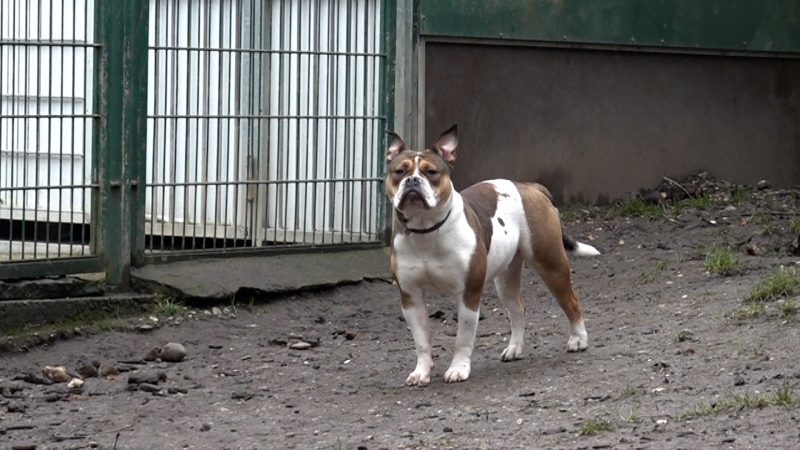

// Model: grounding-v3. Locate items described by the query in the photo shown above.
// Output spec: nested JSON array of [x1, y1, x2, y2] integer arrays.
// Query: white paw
[[405, 369, 431, 386], [500, 344, 524, 362], [567, 334, 588, 352], [444, 363, 471, 383]]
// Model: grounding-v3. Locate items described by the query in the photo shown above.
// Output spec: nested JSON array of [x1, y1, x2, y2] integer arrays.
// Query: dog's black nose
[[408, 177, 421, 186]]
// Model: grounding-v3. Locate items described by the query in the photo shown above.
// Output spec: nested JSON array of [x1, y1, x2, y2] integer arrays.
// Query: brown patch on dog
[[400, 289, 414, 309], [461, 182, 499, 252], [514, 182, 584, 325], [462, 205, 488, 312]]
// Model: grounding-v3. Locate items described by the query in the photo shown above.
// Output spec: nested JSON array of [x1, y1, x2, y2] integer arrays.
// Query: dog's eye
[[425, 168, 438, 176], [393, 168, 405, 176]]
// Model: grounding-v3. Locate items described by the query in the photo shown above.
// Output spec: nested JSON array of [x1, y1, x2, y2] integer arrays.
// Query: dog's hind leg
[[529, 236, 589, 353], [494, 252, 526, 361]]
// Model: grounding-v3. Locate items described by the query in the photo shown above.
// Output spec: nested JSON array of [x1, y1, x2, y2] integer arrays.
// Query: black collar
[[397, 209, 452, 234]]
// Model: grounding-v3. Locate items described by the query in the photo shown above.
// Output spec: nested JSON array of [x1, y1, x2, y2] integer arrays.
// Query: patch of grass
[[610, 197, 665, 218], [2, 307, 124, 340], [682, 195, 714, 210], [578, 418, 614, 436], [779, 299, 798, 318], [617, 385, 639, 400], [638, 259, 668, 284], [790, 216, 800, 234], [154, 296, 189, 316], [617, 407, 641, 423], [730, 189, 751, 205], [752, 213, 777, 235], [679, 387, 799, 421], [704, 244, 739, 276], [728, 303, 766, 321], [746, 267, 800, 303]]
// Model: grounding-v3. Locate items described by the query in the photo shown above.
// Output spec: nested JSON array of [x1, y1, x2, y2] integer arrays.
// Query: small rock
[[67, 378, 84, 390], [734, 376, 747, 386], [756, 180, 771, 190], [200, 422, 212, 432], [168, 386, 188, 394], [142, 347, 161, 362], [443, 426, 453, 433], [232, 390, 255, 401], [344, 332, 357, 341], [76, 362, 98, 378], [746, 244, 762, 256], [128, 369, 167, 385], [99, 364, 119, 377], [42, 366, 70, 383], [7, 401, 27, 413], [159, 343, 187, 363], [137, 324, 155, 332], [13, 372, 54, 385], [44, 391, 64, 402], [138, 383, 162, 393], [289, 342, 313, 350], [211, 307, 222, 317]]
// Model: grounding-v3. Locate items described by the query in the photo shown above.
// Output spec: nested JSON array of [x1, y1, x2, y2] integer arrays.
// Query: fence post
[[93, 0, 149, 289]]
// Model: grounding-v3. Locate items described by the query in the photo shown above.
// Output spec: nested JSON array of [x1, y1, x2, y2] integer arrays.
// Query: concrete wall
[[424, 42, 800, 204]]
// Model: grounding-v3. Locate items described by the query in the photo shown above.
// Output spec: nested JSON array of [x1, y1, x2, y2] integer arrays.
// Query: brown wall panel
[[424, 43, 800, 204]]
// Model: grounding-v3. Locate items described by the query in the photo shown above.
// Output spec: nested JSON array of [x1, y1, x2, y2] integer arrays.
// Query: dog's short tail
[[563, 233, 601, 256]]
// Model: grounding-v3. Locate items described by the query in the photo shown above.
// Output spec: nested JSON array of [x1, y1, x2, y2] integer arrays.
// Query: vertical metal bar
[[223, 0, 234, 249], [181, 0, 193, 250], [93, 0, 149, 287], [169, 1, 178, 250], [272, 0, 286, 243], [202, 0, 211, 249], [7, 0, 16, 260], [232, 0, 242, 249], [76, 0, 83, 255], [149, 0, 161, 253], [0, 2, 4, 258], [45, 0, 54, 258], [213, 0, 224, 249], [381, 0, 396, 243], [34, 0, 42, 259], [310, 0, 322, 245], [21, 0, 29, 259]]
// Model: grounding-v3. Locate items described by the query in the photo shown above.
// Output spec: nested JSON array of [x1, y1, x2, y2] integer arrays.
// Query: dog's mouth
[[398, 189, 428, 209]]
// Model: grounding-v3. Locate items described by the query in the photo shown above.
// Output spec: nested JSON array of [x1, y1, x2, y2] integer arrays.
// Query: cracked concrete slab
[[131, 247, 392, 299]]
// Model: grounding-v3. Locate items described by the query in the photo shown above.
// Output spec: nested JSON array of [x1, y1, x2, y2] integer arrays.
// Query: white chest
[[393, 213, 476, 295]]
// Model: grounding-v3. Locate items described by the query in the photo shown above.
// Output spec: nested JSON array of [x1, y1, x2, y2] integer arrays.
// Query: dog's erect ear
[[432, 124, 458, 165], [385, 131, 406, 164]]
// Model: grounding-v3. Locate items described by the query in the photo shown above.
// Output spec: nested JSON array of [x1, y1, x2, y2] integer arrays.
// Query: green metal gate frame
[[0, 0, 398, 288]]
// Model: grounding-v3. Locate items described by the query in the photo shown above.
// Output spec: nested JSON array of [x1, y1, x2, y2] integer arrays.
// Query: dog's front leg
[[401, 289, 434, 386], [444, 294, 480, 383]]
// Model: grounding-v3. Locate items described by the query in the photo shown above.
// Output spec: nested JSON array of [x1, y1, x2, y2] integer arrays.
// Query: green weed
[[704, 244, 739, 276], [154, 296, 188, 316], [789, 216, 800, 234], [747, 267, 800, 302], [679, 387, 799, 421], [728, 303, 765, 321], [578, 418, 614, 436], [610, 197, 664, 218], [779, 299, 798, 318]]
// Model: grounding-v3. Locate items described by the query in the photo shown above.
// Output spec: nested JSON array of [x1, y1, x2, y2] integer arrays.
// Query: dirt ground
[[2, 177, 800, 450]]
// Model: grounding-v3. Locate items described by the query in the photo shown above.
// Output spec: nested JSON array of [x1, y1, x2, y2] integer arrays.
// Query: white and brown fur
[[385, 124, 600, 385]]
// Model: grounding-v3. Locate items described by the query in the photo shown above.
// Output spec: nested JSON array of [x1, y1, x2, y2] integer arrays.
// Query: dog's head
[[384, 124, 458, 215]]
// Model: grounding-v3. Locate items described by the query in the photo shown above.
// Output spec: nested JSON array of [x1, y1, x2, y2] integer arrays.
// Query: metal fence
[[146, 0, 387, 254], [0, 0, 394, 285], [0, 0, 97, 264]]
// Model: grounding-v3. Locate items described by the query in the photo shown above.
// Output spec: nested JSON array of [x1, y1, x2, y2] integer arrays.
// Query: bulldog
[[385, 124, 600, 385]]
